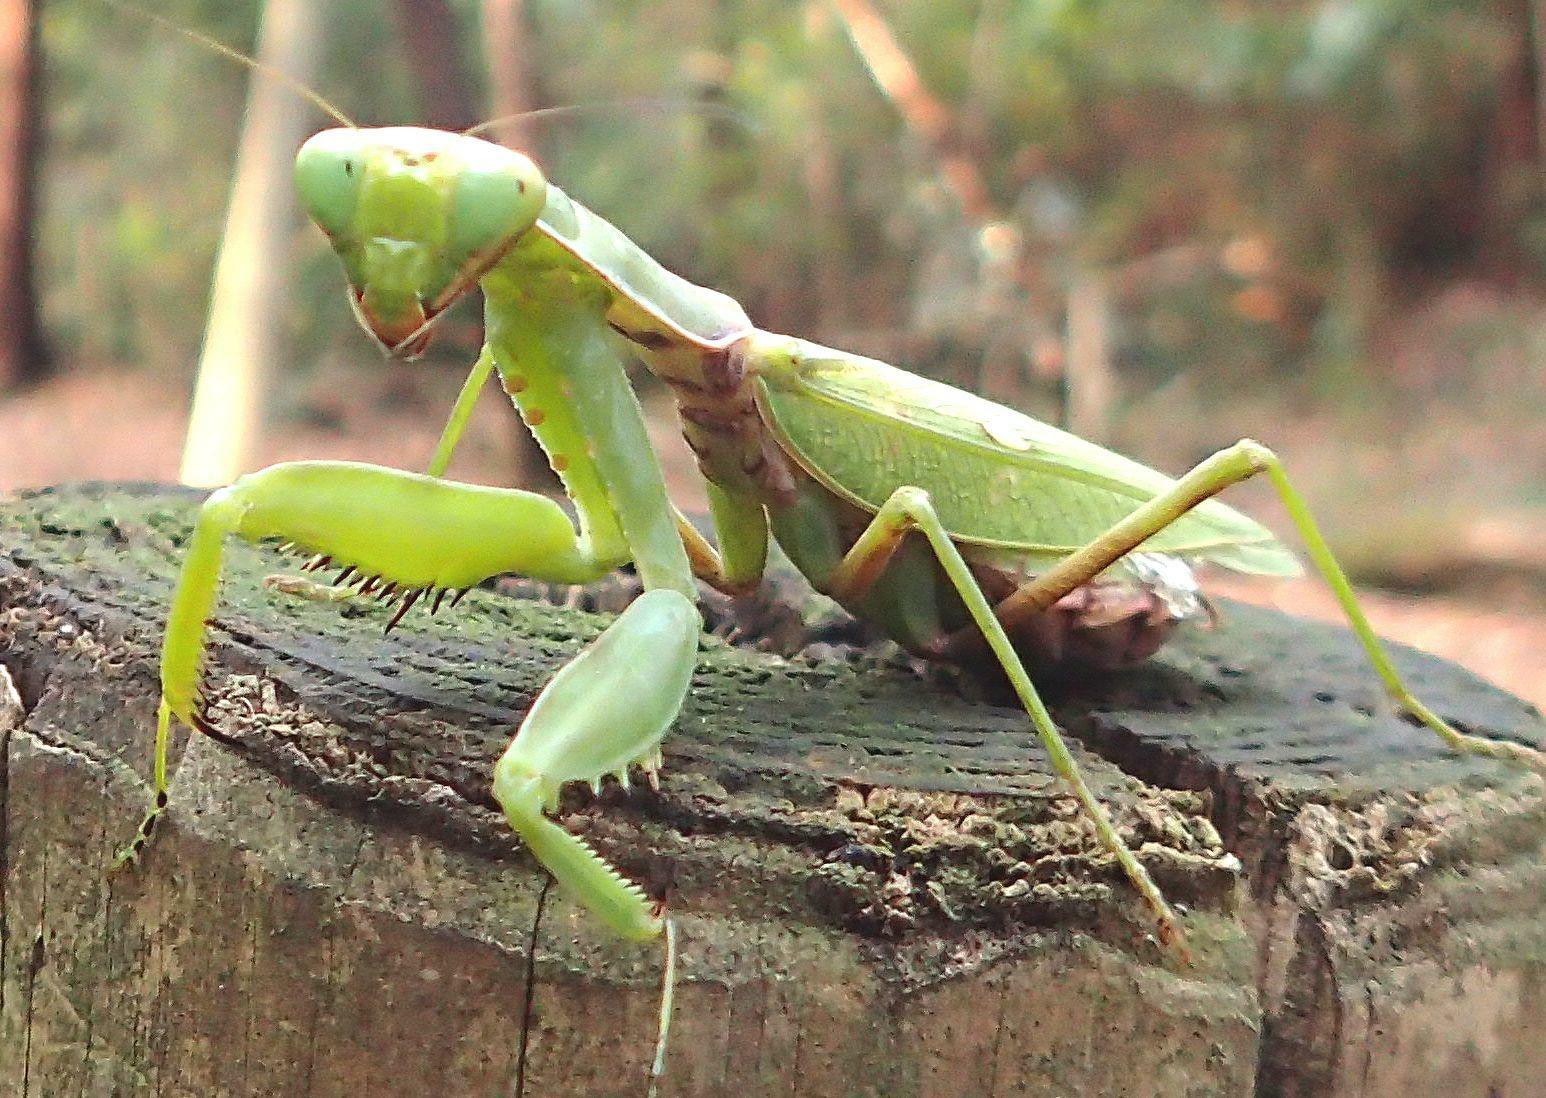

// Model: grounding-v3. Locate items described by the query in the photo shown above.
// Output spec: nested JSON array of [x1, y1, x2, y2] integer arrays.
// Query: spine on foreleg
[[502, 798, 663, 940]]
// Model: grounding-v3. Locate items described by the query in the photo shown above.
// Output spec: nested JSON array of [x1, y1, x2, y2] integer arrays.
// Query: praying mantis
[[100, 19, 1546, 1089], [115, 117, 1546, 948]]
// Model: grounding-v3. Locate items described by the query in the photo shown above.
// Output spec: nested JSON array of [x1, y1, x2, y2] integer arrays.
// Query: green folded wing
[[756, 342, 1300, 576]]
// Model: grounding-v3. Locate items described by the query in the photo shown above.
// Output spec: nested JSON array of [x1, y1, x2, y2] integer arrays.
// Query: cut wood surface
[[2, 484, 1544, 1097]]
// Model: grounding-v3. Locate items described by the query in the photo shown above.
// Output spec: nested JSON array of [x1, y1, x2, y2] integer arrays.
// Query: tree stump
[[2, 484, 1544, 1097]]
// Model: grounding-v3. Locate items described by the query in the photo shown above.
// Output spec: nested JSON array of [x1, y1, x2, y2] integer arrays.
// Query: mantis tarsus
[[109, 62, 1546, 1091]]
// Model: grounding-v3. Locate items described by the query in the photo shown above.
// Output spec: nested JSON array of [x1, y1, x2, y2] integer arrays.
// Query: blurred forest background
[[0, 0, 1543, 701]]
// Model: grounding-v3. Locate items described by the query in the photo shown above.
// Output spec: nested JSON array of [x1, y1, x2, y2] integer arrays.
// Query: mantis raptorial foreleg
[[262, 350, 503, 605], [493, 585, 698, 938], [820, 485, 1190, 957], [960, 439, 1546, 778], [113, 458, 677, 868], [117, 245, 702, 1084]]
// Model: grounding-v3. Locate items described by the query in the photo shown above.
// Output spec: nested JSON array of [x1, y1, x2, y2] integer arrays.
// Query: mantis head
[[295, 127, 548, 358]]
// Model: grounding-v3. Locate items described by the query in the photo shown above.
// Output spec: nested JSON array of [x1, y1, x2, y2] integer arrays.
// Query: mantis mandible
[[113, 74, 1546, 1054]]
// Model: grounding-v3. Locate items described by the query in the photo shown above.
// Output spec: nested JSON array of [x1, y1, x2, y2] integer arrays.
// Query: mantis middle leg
[[113, 461, 689, 874], [426, 346, 498, 478], [673, 481, 770, 595]]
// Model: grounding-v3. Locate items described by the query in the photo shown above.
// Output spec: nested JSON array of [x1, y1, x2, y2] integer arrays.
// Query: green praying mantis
[[105, 17, 1546, 1084], [118, 117, 1546, 939]]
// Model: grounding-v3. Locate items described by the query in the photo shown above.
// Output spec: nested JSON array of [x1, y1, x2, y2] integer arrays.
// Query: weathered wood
[[1, 483, 1544, 1097]]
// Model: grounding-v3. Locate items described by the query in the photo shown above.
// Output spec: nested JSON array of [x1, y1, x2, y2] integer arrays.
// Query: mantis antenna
[[96, 0, 357, 128], [462, 97, 758, 141], [100, 0, 755, 194], [103, 0, 751, 145]]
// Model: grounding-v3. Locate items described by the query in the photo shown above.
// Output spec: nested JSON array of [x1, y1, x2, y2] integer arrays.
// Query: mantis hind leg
[[821, 486, 1191, 959], [982, 439, 1546, 778]]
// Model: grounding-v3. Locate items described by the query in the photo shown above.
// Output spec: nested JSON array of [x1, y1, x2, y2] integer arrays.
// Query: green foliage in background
[[34, 0, 1546, 423]]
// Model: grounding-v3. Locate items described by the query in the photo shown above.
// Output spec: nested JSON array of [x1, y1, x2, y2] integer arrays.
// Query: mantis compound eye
[[294, 129, 363, 238], [448, 153, 547, 259]]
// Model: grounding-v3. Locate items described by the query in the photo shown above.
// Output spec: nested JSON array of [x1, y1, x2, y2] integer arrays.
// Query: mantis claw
[[494, 588, 700, 939], [124, 460, 633, 880]]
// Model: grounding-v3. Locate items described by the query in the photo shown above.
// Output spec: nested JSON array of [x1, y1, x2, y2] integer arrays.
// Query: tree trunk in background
[[0, 0, 50, 390], [1062, 272, 1112, 444], [479, 0, 556, 490], [390, 0, 479, 131], [1528, 0, 1546, 174], [384, 0, 553, 491], [179, 0, 324, 487], [480, 0, 532, 147]]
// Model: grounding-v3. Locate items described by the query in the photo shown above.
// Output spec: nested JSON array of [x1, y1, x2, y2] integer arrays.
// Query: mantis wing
[[755, 342, 1301, 576]]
